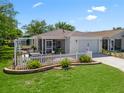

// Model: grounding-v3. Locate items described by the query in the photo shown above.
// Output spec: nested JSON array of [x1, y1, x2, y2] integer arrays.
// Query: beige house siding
[[69, 37, 77, 53], [64, 38, 70, 53], [122, 38, 124, 50], [99, 39, 103, 52], [69, 37, 102, 53]]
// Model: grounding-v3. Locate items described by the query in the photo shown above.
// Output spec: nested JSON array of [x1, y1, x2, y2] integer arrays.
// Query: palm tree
[[23, 20, 47, 36], [55, 22, 75, 31], [46, 24, 55, 32]]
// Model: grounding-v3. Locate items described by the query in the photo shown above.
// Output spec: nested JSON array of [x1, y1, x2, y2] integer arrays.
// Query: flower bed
[[3, 62, 101, 74]]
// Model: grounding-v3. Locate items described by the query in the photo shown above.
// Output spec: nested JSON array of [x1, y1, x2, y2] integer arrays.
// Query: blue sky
[[11, 0, 124, 32]]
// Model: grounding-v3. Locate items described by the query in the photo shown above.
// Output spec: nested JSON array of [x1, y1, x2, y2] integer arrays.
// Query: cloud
[[33, 2, 43, 8], [92, 6, 107, 12], [87, 10, 93, 13], [86, 15, 97, 21]]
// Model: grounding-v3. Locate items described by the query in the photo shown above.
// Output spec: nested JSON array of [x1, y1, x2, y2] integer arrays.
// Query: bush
[[102, 49, 112, 56], [27, 60, 41, 69], [79, 54, 92, 63], [0, 46, 14, 60], [60, 58, 71, 70]]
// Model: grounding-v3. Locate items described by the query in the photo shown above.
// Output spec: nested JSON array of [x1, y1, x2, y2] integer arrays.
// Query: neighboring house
[[31, 29, 124, 54]]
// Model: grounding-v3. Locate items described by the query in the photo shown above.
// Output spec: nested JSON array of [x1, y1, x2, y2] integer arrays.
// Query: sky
[[10, 0, 124, 32]]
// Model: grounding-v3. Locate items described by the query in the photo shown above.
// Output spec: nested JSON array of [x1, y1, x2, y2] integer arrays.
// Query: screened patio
[[32, 32, 70, 55]]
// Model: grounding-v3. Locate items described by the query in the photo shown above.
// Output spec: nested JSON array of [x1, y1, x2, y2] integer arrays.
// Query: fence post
[[60, 52, 62, 60], [40, 54, 42, 64], [87, 51, 92, 58], [90, 51, 92, 58], [51, 54, 53, 64], [76, 52, 78, 60], [14, 39, 17, 68]]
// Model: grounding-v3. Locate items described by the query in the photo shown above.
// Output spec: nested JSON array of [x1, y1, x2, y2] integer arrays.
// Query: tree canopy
[[23, 20, 47, 36], [0, 3, 22, 46], [23, 21, 75, 36], [55, 22, 75, 31]]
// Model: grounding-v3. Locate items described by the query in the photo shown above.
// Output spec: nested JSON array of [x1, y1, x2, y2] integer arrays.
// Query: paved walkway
[[93, 54, 124, 72]]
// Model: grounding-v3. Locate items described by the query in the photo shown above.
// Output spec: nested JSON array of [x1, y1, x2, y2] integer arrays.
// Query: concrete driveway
[[93, 54, 124, 72]]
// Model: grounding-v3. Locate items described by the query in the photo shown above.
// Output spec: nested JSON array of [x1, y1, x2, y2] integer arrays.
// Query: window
[[115, 39, 121, 50], [46, 40, 52, 48]]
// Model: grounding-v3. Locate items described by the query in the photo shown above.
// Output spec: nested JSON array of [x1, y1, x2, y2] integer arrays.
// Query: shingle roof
[[72, 30, 124, 37], [33, 29, 124, 38], [36, 29, 74, 37]]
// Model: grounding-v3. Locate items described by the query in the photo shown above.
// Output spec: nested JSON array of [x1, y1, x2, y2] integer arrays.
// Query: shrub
[[102, 49, 113, 56], [55, 48, 64, 54], [60, 58, 71, 70], [27, 60, 41, 69], [79, 54, 92, 63], [0, 46, 14, 60]]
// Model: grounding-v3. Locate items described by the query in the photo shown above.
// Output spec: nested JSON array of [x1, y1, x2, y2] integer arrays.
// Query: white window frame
[[45, 40, 53, 53]]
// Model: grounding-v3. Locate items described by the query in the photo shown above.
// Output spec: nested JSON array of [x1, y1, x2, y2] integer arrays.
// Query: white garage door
[[78, 39, 99, 53]]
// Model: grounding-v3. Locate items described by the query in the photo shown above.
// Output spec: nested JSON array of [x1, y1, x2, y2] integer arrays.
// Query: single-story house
[[30, 29, 124, 54]]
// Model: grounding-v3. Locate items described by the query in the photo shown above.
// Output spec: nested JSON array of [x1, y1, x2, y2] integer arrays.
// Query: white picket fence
[[16, 51, 92, 68]]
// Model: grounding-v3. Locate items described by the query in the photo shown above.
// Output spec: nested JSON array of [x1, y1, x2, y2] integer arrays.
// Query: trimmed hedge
[[0, 46, 14, 60], [79, 54, 92, 63]]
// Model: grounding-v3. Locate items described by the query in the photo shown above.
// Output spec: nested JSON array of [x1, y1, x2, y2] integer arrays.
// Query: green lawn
[[1, 61, 124, 93]]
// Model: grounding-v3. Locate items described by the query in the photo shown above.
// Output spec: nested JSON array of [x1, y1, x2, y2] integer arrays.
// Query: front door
[[45, 40, 53, 54]]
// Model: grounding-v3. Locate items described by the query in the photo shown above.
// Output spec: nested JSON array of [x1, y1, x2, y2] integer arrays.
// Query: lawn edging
[[3, 62, 101, 74]]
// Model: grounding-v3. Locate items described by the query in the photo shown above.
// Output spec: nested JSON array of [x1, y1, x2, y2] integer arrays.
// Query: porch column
[[107, 39, 110, 51], [42, 38, 44, 55], [109, 39, 111, 51], [34, 37, 39, 51], [113, 39, 115, 51], [76, 40, 78, 53], [98, 39, 102, 53], [45, 39, 46, 54]]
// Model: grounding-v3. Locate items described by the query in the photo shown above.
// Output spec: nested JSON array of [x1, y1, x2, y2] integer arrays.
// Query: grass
[[1, 60, 124, 93]]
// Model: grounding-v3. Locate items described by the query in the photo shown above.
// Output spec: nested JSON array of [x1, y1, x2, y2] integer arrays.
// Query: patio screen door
[[45, 40, 53, 53]]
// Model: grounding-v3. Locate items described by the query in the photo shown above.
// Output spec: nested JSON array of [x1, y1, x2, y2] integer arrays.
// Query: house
[[31, 29, 124, 54]]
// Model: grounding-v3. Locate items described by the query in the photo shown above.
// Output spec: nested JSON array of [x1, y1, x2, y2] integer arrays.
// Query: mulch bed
[[3, 62, 101, 74]]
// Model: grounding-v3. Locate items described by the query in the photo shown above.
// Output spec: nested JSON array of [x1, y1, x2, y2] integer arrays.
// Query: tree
[[23, 20, 47, 36], [113, 27, 124, 30], [22, 21, 76, 36], [0, 3, 22, 46], [55, 22, 75, 31], [46, 24, 55, 32]]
